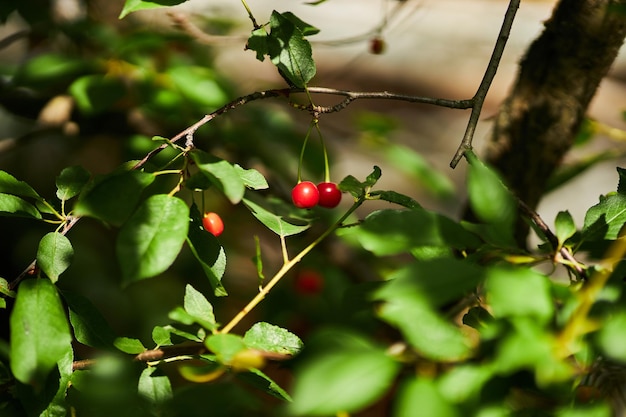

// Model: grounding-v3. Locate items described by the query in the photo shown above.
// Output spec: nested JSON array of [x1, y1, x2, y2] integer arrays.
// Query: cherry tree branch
[[449, 0, 520, 168]]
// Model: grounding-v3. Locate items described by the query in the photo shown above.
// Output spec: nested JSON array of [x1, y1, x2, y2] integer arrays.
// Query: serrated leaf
[[56, 165, 90, 201], [583, 193, 626, 241], [36, 232, 73, 283], [114, 337, 146, 354], [243, 198, 310, 237], [138, 367, 172, 406], [119, 0, 189, 19], [555, 210, 576, 246], [74, 170, 155, 226], [267, 11, 317, 88], [187, 203, 227, 296], [0, 170, 41, 200], [183, 284, 217, 331], [466, 150, 516, 245], [63, 291, 116, 349], [344, 209, 479, 256], [10, 279, 72, 389], [243, 322, 303, 356], [190, 150, 245, 204], [116, 195, 189, 284], [0, 193, 41, 219], [235, 165, 269, 190], [289, 347, 399, 416]]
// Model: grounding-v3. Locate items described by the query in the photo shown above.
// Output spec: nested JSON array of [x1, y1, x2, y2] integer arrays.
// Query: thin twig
[[517, 199, 587, 280], [449, 0, 521, 168]]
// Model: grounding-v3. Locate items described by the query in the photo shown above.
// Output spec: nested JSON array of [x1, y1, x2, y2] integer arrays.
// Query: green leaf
[[74, 170, 155, 226], [582, 193, 626, 241], [243, 198, 310, 237], [116, 195, 189, 284], [267, 11, 317, 87], [138, 367, 173, 406], [376, 293, 471, 361], [190, 150, 245, 204], [10, 279, 72, 389], [369, 190, 422, 209], [554, 210, 576, 246], [243, 322, 303, 356], [63, 291, 116, 349], [183, 284, 218, 331], [236, 368, 292, 401], [465, 150, 517, 245], [344, 209, 479, 256], [375, 258, 484, 308], [0, 193, 41, 219], [69, 74, 127, 114], [438, 364, 494, 403], [246, 27, 269, 61], [484, 267, 554, 323], [394, 378, 460, 417], [119, 0, 188, 19], [383, 144, 455, 199], [280, 12, 320, 36], [36, 232, 73, 283], [0, 277, 15, 298], [0, 171, 42, 200], [235, 165, 269, 190], [187, 204, 227, 296], [56, 165, 90, 201], [167, 66, 228, 109], [595, 311, 626, 362], [289, 347, 399, 416], [205, 334, 246, 364], [113, 337, 146, 354]]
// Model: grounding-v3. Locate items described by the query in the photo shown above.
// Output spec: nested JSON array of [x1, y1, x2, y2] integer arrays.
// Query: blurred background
[[0, 0, 625, 363]]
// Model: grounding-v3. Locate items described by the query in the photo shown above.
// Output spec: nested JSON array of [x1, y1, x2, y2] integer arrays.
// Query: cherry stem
[[314, 121, 331, 183], [218, 195, 366, 334], [297, 121, 315, 183]]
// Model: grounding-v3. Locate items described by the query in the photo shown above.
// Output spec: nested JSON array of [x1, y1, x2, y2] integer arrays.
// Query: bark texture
[[484, 0, 626, 245]]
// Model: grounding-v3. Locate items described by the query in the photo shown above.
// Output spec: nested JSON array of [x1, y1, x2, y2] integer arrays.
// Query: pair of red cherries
[[291, 181, 342, 209]]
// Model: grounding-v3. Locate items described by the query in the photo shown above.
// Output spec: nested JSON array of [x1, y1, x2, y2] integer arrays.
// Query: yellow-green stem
[[219, 196, 365, 334]]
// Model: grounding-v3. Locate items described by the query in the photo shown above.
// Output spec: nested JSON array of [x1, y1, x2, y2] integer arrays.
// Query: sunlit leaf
[[36, 232, 73, 283], [10, 279, 72, 389], [484, 267, 554, 323], [0, 193, 42, 219], [344, 209, 479, 256], [190, 150, 245, 204], [394, 378, 460, 417], [243, 322, 303, 356], [113, 337, 146, 354], [289, 347, 399, 415], [119, 0, 189, 19], [555, 210, 576, 246], [183, 284, 217, 331], [235, 165, 269, 190], [138, 367, 172, 406], [595, 311, 626, 362], [466, 150, 516, 245], [116, 195, 189, 284], [267, 11, 317, 87], [205, 334, 246, 365], [243, 198, 310, 237], [582, 193, 626, 241], [0, 170, 41, 200]]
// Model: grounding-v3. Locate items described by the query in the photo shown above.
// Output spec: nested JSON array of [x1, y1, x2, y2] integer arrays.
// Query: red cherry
[[202, 212, 224, 237], [369, 37, 386, 55], [292, 181, 319, 209], [317, 182, 342, 208], [294, 270, 324, 295]]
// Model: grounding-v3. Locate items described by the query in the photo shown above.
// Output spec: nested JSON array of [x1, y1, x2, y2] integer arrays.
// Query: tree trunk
[[484, 0, 626, 246]]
